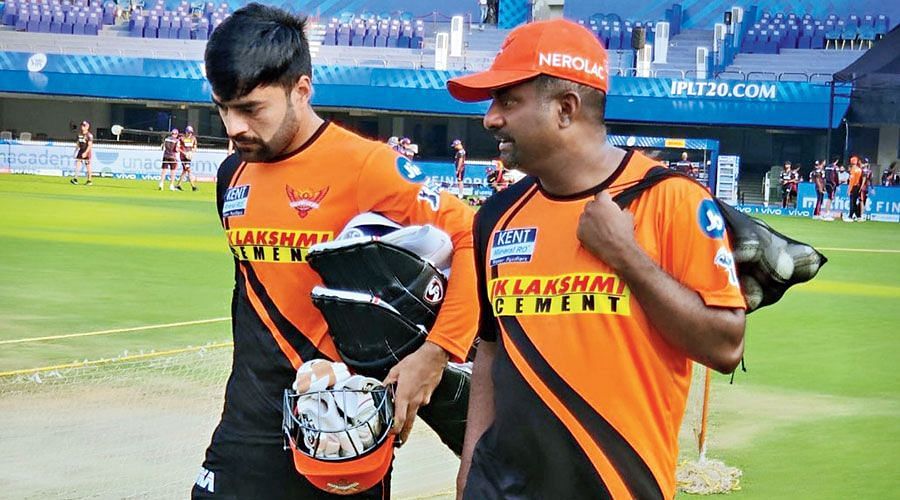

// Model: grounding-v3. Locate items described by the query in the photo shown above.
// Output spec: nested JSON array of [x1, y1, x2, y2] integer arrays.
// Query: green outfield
[[1, 174, 898, 498]]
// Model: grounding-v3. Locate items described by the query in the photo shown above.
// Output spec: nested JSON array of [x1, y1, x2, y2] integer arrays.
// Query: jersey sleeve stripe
[[499, 315, 665, 500]]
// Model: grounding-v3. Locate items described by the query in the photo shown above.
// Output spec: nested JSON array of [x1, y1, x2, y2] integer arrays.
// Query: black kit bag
[[612, 167, 827, 313]]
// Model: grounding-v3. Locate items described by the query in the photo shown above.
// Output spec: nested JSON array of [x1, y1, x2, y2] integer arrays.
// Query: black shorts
[[75, 153, 90, 160], [181, 155, 193, 165], [162, 157, 178, 169], [825, 184, 835, 199], [192, 432, 390, 499], [456, 167, 465, 182]]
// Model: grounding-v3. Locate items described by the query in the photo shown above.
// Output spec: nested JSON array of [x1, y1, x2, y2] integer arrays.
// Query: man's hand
[[576, 191, 638, 269], [383, 340, 449, 446]]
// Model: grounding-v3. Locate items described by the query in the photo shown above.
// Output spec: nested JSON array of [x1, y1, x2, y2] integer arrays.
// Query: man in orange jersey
[[448, 19, 746, 499], [846, 155, 863, 221], [195, 4, 477, 498]]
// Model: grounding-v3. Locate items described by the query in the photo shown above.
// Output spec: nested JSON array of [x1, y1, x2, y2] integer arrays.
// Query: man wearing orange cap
[[448, 19, 746, 499]]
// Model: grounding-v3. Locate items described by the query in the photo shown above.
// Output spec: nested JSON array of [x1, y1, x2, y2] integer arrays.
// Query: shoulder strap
[[216, 153, 243, 222], [612, 166, 699, 208]]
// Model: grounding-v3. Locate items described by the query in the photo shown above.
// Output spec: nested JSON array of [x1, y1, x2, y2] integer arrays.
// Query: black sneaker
[[85, 180, 93, 186], [175, 185, 183, 191], [70, 178, 78, 185], [192, 186, 198, 192]]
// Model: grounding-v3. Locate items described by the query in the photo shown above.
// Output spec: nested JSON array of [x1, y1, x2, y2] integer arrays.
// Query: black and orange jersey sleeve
[[356, 147, 478, 361]]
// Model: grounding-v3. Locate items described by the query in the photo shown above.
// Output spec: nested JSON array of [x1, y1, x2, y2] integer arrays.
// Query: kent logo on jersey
[[222, 185, 251, 218], [490, 228, 537, 266]]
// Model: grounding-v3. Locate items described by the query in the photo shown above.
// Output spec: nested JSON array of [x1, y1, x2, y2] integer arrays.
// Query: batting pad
[[311, 287, 427, 379], [308, 240, 448, 328]]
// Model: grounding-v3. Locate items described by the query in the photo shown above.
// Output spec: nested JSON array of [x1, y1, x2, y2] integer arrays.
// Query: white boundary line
[[818, 247, 900, 254], [0, 317, 231, 345]]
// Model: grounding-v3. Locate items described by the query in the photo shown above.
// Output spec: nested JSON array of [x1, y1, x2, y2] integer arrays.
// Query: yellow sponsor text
[[489, 273, 631, 316], [226, 228, 333, 263]]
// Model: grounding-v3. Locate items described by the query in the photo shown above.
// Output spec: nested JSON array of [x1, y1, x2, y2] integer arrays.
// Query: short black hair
[[534, 75, 606, 125], [204, 3, 311, 101]]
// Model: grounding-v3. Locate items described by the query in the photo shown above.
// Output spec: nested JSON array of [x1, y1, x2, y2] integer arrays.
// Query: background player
[[452, 139, 466, 196], [159, 128, 180, 191], [175, 125, 199, 191], [70, 120, 93, 185]]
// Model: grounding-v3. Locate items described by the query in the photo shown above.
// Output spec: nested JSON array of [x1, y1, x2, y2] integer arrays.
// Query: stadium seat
[[3, 5, 18, 26], [387, 21, 400, 47], [372, 20, 388, 46], [412, 24, 424, 49], [50, 13, 64, 32], [396, 22, 412, 48], [322, 22, 336, 45], [350, 21, 365, 46], [337, 23, 351, 45], [598, 25, 610, 48], [25, 14, 39, 32], [858, 25, 876, 48], [824, 27, 840, 49], [192, 19, 209, 39], [874, 15, 889, 37], [38, 14, 52, 32], [361, 20, 375, 46], [840, 25, 857, 49], [169, 17, 183, 38], [782, 27, 799, 49], [811, 26, 825, 49], [609, 26, 622, 50]]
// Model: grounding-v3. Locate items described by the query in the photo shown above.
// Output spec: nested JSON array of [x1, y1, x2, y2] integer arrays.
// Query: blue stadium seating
[[740, 9, 891, 53]]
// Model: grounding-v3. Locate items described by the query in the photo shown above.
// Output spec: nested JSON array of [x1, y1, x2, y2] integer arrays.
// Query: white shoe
[[822, 216, 834, 221], [169, 185, 177, 191]]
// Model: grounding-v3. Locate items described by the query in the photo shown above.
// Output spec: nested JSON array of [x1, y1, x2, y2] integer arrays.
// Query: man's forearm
[[456, 340, 496, 495], [616, 248, 745, 373]]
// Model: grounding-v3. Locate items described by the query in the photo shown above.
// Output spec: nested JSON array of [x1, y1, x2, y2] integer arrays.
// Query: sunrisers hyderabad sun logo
[[286, 185, 329, 218]]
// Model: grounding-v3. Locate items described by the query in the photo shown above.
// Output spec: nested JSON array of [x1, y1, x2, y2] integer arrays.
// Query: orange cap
[[447, 19, 609, 102], [290, 433, 395, 495]]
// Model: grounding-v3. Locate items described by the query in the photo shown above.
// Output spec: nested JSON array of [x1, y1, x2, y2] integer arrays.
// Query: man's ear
[[292, 75, 314, 106], [558, 91, 580, 128]]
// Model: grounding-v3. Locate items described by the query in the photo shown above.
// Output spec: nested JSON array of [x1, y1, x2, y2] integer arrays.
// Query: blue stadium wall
[[563, 0, 899, 29], [0, 52, 851, 129]]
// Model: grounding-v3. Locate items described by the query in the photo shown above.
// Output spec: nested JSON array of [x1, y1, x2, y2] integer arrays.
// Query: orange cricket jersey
[[214, 122, 477, 443], [848, 166, 862, 189], [467, 151, 745, 499]]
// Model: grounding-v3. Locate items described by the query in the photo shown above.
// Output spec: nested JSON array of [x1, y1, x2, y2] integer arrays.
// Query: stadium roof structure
[[835, 26, 900, 125]]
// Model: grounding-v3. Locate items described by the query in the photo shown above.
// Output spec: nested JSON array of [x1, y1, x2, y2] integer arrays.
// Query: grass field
[[1, 174, 898, 498]]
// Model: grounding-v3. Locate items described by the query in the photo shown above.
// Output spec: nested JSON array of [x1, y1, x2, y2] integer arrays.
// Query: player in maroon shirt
[[70, 120, 94, 186], [160, 128, 180, 191]]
